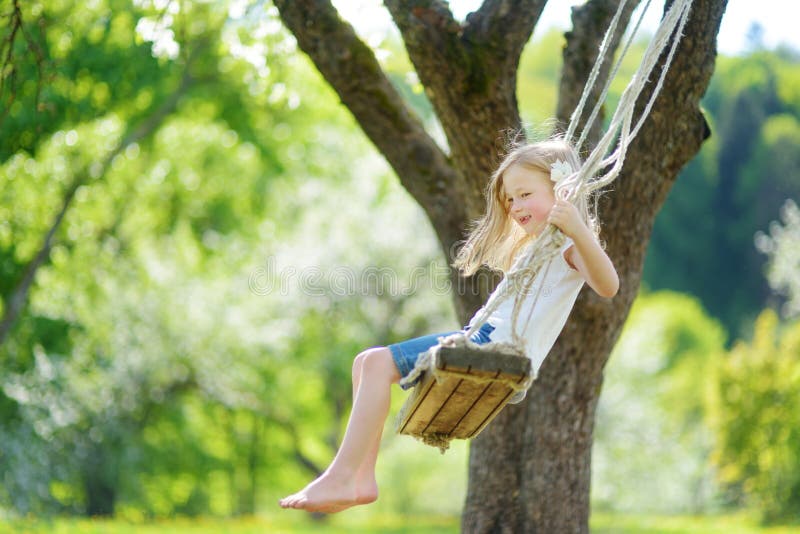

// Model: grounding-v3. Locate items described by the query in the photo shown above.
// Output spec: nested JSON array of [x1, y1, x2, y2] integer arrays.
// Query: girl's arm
[[548, 199, 619, 298]]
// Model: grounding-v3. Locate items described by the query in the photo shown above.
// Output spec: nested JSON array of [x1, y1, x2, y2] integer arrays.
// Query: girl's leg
[[313, 349, 386, 513], [350, 351, 384, 504], [279, 347, 399, 513]]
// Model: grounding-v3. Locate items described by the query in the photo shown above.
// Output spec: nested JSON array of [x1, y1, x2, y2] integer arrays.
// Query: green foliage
[[0, 0, 176, 161], [644, 49, 800, 337], [756, 198, 800, 319], [709, 310, 800, 523], [593, 290, 727, 513], [517, 30, 564, 125], [0, 0, 462, 519]]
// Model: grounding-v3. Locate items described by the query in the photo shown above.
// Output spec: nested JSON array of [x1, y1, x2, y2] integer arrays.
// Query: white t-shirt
[[467, 237, 585, 376]]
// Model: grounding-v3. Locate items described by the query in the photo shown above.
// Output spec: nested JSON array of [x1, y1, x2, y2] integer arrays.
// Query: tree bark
[[274, 0, 726, 531], [83, 445, 116, 516]]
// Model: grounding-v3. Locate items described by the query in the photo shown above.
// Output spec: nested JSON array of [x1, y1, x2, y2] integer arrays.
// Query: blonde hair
[[452, 135, 601, 276]]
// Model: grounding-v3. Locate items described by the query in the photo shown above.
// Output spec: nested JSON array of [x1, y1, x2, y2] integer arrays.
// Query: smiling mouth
[[519, 215, 531, 225]]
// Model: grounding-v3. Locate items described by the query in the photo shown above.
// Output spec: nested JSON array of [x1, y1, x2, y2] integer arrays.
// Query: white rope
[[565, 0, 631, 146], [575, 0, 654, 153], [576, 0, 692, 195]]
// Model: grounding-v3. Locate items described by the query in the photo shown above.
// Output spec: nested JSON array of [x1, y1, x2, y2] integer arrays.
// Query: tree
[[0, 0, 301, 516], [710, 309, 800, 523], [273, 0, 727, 531], [644, 50, 800, 337], [593, 290, 726, 514], [757, 199, 800, 319]]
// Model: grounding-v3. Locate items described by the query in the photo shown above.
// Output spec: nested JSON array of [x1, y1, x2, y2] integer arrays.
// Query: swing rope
[[571, 0, 654, 153], [565, 0, 632, 150]]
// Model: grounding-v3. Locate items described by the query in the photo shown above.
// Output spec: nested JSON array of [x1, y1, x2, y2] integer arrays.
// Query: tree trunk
[[463, 2, 725, 531], [83, 446, 116, 516], [274, 0, 727, 530]]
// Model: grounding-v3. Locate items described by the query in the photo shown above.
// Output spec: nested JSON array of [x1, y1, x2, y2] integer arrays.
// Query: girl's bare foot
[[355, 470, 378, 505], [325, 471, 379, 513], [279, 471, 361, 513], [279, 471, 378, 514]]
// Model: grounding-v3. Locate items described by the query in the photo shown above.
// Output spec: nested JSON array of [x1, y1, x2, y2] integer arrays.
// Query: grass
[[0, 515, 457, 534], [590, 511, 800, 533], [2, 512, 798, 534]]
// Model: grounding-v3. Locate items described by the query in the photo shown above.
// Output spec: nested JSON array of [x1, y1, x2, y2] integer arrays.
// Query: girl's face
[[502, 164, 556, 237]]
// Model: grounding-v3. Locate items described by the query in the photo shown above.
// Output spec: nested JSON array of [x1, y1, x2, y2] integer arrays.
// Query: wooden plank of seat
[[396, 346, 531, 443]]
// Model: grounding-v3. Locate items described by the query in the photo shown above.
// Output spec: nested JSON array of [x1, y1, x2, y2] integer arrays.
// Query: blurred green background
[[1, 0, 799, 532]]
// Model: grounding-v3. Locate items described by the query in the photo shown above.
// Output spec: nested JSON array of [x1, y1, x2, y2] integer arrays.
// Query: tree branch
[[557, 0, 642, 150], [384, 1, 546, 177], [385, 0, 546, 99], [463, 0, 547, 72], [383, 1, 470, 87], [0, 0, 49, 127], [272, 0, 467, 249], [616, 0, 722, 212]]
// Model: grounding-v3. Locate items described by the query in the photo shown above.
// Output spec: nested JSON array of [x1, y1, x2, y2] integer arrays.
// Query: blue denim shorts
[[388, 322, 496, 390]]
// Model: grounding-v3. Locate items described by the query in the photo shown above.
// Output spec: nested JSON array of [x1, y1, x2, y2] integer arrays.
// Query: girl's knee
[[353, 351, 366, 372], [353, 347, 387, 374], [360, 347, 398, 380]]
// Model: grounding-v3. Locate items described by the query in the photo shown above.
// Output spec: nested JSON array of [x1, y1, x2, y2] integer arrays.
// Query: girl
[[279, 137, 619, 514]]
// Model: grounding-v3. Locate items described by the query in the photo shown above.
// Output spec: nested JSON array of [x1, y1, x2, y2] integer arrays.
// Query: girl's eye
[[521, 192, 531, 198]]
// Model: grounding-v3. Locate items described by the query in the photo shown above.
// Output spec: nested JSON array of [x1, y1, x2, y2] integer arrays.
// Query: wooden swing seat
[[396, 346, 531, 445]]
